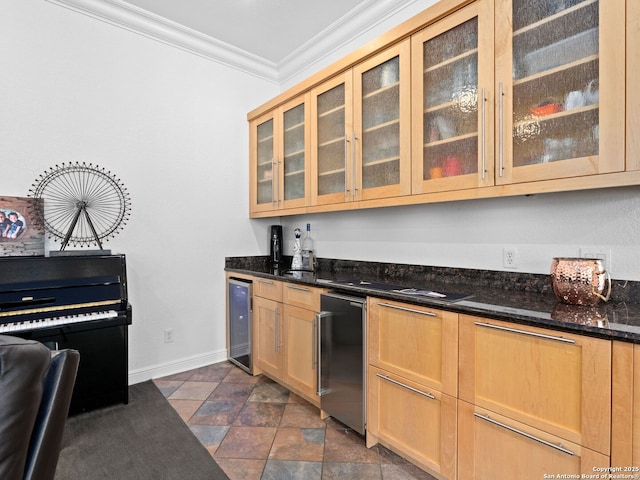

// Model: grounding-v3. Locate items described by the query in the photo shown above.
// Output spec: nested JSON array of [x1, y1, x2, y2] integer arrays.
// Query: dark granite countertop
[[225, 256, 640, 344]]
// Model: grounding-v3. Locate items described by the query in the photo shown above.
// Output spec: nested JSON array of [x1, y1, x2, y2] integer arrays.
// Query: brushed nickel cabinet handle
[[257, 279, 274, 285], [474, 321, 575, 344], [481, 87, 486, 180], [377, 302, 437, 317], [352, 130, 358, 198], [316, 311, 332, 396], [274, 308, 280, 352], [287, 285, 310, 292], [271, 157, 277, 206], [376, 374, 435, 400], [474, 413, 574, 456], [277, 158, 282, 205], [344, 136, 350, 198], [312, 317, 317, 370], [274, 157, 280, 205], [498, 82, 504, 177]]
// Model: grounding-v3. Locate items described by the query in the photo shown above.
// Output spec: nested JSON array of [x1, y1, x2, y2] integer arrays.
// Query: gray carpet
[[55, 381, 229, 480]]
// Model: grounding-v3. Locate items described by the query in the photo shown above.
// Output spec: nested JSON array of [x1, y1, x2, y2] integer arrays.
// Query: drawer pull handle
[[377, 302, 436, 317], [474, 321, 575, 344], [376, 374, 435, 400], [473, 413, 574, 456], [258, 279, 274, 285], [287, 285, 310, 292]]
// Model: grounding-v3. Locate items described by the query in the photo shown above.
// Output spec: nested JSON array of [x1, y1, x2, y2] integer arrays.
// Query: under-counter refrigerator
[[227, 278, 253, 374], [318, 292, 366, 435]]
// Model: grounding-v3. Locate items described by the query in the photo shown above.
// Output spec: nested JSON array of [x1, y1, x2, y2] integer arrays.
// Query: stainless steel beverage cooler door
[[318, 293, 366, 434], [227, 278, 253, 374]]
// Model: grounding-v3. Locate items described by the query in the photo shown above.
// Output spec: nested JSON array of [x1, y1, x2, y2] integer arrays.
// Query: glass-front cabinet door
[[250, 95, 310, 214], [412, 1, 494, 194], [311, 72, 353, 206], [495, 0, 625, 185], [353, 39, 411, 201], [311, 41, 410, 206], [280, 96, 310, 209], [250, 111, 276, 214]]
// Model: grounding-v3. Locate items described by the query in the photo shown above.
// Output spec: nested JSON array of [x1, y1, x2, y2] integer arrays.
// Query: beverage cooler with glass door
[[227, 278, 253, 374]]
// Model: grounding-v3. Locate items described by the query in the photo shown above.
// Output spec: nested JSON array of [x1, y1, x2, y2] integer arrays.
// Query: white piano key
[[0, 310, 118, 334]]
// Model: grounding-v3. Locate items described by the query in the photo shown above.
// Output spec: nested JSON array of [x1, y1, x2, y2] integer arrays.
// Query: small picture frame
[[0, 196, 45, 257]]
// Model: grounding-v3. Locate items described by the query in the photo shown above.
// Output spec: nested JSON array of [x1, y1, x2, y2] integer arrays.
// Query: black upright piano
[[0, 254, 131, 415]]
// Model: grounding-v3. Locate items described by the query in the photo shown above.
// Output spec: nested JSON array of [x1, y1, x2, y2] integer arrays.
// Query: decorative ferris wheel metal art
[[28, 162, 132, 251]]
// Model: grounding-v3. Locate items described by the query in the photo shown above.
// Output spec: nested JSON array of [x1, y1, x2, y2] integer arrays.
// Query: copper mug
[[550, 258, 611, 305]]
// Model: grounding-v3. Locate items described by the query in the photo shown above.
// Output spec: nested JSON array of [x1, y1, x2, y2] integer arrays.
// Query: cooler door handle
[[316, 311, 332, 396]]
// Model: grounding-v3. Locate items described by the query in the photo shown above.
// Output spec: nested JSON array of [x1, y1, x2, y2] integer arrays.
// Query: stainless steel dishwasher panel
[[227, 278, 253, 374], [317, 293, 366, 435]]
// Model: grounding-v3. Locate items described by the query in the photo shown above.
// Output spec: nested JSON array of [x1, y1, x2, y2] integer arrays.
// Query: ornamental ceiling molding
[[45, 0, 278, 82], [276, 0, 420, 85], [45, 0, 418, 85]]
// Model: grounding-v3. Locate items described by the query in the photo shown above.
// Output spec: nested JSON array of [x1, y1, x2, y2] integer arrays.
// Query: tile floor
[[154, 361, 437, 480]]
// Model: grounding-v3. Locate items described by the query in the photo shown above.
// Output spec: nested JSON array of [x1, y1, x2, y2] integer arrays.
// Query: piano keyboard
[[0, 310, 119, 334]]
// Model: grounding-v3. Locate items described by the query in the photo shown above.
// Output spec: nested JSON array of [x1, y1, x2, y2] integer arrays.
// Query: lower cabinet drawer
[[283, 282, 323, 311], [459, 314, 611, 454], [367, 366, 456, 479], [458, 400, 609, 480], [254, 278, 282, 301]]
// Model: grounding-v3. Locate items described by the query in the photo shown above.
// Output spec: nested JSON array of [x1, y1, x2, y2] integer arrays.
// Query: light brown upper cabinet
[[249, 95, 311, 215], [494, 0, 625, 184], [310, 40, 412, 207], [248, 0, 634, 218], [412, 0, 495, 194], [627, 0, 640, 171]]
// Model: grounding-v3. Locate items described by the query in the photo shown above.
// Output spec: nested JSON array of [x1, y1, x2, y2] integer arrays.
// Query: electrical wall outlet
[[503, 247, 518, 269], [164, 328, 174, 343]]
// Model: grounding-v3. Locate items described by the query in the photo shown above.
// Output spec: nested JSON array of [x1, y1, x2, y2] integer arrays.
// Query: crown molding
[[46, 0, 419, 86], [277, 0, 419, 84], [46, 0, 280, 83]]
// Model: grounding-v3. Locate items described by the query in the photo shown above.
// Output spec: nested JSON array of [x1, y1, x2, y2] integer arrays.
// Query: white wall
[[1, 0, 278, 382], [2, 0, 639, 386], [279, 186, 640, 280]]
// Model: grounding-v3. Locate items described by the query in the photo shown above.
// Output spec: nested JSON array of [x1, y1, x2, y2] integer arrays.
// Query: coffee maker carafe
[[270, 225, 283, 270]]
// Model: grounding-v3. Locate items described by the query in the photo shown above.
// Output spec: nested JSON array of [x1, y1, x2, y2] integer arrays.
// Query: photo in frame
[[0, 195, 44, 257]]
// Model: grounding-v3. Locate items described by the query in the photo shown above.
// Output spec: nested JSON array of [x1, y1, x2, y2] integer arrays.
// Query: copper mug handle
[[593, 269, 611, 302]]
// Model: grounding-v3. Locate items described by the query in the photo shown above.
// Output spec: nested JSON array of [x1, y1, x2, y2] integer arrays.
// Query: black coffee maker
[[270, 225, 283, 270]]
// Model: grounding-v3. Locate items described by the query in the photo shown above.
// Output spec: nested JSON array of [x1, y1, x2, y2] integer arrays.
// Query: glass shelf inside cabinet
[[361, 56, 401, 190], [512, 0, 599, 167], [256, 119, 274, 205], [317, 84, 346, 196], [421, 17, 479, 181]]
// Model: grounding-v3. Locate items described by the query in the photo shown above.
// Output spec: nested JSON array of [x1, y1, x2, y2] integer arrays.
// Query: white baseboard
[[128, 348, 228, 385]]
